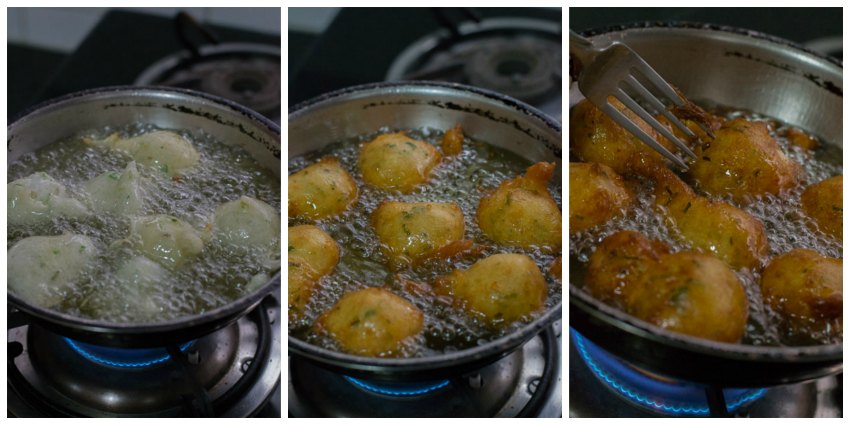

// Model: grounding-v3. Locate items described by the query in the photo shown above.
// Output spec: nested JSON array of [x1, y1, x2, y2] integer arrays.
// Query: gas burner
[[386, 18, 562, 122], [135, 43, 281, 124], [569, 329, 842, 418], [8, 297, 281, 417], [289, 321, 561, 417]]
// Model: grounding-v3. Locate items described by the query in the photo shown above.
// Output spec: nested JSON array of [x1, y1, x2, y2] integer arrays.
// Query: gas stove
[[8, 294, 281, 417], [289, 7, 561, 121], [568, 329, 842, 418], [288, 320, 562, 417]]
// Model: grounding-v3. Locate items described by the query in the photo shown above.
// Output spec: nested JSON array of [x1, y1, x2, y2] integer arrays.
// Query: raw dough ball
[[89, 131, 200, 176], [8, 172, 89, 225], [130, 215, 204, 269], [8, 234, 97, 307], [85, 161, 145, 215], [213, 196, 280, 253]]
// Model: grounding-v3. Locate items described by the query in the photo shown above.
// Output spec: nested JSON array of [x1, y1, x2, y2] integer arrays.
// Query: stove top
[[568, 329, 842, 418], [288, 320, 562, 417], [8, 294, 281, 417], [289, 7, 561, 122], [11, 10, 280, 122]]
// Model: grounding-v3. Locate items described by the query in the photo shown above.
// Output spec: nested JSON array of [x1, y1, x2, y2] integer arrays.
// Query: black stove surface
[[289, 7, 561, 107], [8, 292, 281, 417], [9, 10, 280, 120]]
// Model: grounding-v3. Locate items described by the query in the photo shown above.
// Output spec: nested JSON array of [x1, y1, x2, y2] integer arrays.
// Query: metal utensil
[[569, 29, 700, 170]]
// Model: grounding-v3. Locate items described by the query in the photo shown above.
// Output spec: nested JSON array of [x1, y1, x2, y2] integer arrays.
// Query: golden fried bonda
[[689, 118, 802, 204], [316, 287, 424, 357], [570, 98, 675, 176], [585, 230, 670, 307], [801, 175, 842, 241], [287, 225, 340, 318], [569, 162, 633, 234], [358, 132, 441, 192], [371, 201, 468, 270], [288, 157, 358, 221], [477, 162, 561, 250], [761, 249, 842, 341], [629, 252, 748, 343], [436, 253, 547, 325], [586, 230, 748, 343], [653, 168, 768, 270]]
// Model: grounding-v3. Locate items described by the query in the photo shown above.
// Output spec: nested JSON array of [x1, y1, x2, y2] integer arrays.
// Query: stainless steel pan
[[8, 86, 281, 348], [570, 23, 842, 387], [288, 81, 562, 380]]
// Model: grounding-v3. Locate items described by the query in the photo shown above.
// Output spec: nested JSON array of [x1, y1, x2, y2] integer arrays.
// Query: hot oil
[[570, 109, 842, 346], [8, 125, 281, 323], [288, 127, 562, 357]]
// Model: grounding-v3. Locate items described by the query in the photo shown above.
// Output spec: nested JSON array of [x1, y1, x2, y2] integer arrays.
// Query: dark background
[[570, 7, 842, 46], [8, 10, 280, 120], [288, 7, 561, 106]]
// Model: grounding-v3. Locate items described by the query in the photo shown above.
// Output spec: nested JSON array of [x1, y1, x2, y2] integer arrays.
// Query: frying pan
[[7, 86, 281, 348], [569, 23, 842, 387], [288, 81, 562, 380]]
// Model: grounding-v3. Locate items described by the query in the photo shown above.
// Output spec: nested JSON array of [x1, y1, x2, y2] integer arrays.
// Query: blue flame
[[343, 376, 451, 396], [571, 329, 766, 416], [65, 338, 194, 369]]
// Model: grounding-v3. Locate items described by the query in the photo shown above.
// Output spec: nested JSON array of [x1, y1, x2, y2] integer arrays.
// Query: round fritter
[[130, 215, 204, 269], [213, 196, 280, 254], [761, 249, 842, 341], [371, 201, 468, 269], [549, 256, 562, 281], [477, 162, 561, 250], [316, 287, 424, 357], [288, 157, 358, 221], [8, 172, 89, 225], [289, 225, 340, 279], [570, 98, 675, 176], [628, 252, 749, 343], [288, 225, 340, 318], [653, 167, 768, 270], [801, 175, 842, 241], [569, 162, 633, 234], [688, 118, 802, 204], [358, 132, 441, 193], [586, 230, 748, 343], [87, 131, 200, 176], [585, 230, 670, 307], [8, 234, 98, 308], [437, 253, 547, 325]]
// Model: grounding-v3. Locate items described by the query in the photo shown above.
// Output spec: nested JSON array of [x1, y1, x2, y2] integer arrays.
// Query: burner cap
[[387, 18, 561, 120], [135, 43, 281, 124]]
